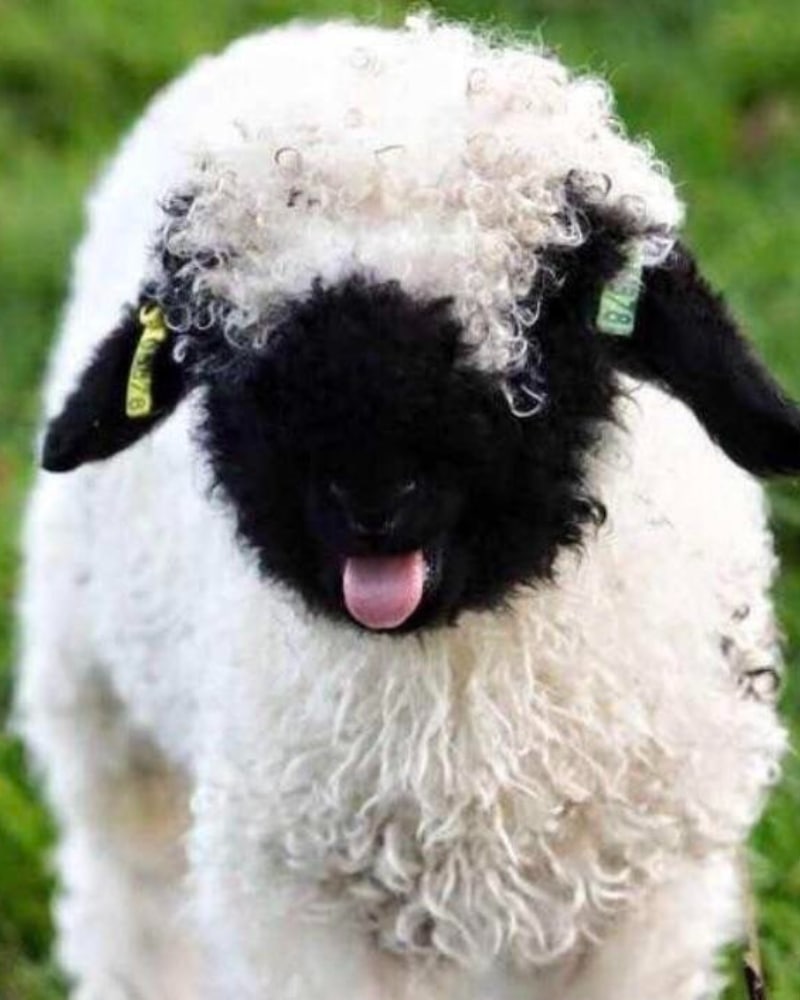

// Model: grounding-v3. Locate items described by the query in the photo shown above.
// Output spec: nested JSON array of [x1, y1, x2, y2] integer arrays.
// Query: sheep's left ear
[[604, 242, 800, 476], [41, 302, 188, 472]]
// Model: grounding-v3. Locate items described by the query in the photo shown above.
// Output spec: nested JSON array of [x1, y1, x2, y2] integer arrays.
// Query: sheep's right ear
[[599, 242, 800, 477], [41, 304, 188, 472]]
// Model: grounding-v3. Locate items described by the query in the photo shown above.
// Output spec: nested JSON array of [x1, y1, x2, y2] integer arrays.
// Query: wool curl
[[145, 12, 682, 391]]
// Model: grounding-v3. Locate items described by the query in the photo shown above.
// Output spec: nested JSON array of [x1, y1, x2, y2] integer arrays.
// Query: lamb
[[17, 14, 800, 1000]]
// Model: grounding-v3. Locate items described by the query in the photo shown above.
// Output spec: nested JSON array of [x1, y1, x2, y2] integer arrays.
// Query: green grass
[[1, 1, 799, 996]]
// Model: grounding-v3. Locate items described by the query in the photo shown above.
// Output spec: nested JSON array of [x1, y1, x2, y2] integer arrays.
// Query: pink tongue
[[343, 551, 426, 630]]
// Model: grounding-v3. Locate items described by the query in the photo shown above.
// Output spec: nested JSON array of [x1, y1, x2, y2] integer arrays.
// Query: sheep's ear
[[41, 303, 188, 472], [603, 242, 800, 476]]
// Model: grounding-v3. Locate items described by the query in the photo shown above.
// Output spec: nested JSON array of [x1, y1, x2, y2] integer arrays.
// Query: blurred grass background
[[1, 0, 799, 997]]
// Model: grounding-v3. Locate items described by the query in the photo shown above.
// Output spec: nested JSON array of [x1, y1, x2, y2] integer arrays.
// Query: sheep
[[16, 14, 800, 1000]]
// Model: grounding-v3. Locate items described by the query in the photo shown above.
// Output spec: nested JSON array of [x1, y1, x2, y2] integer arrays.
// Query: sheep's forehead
[[157, 16, 682, 376]]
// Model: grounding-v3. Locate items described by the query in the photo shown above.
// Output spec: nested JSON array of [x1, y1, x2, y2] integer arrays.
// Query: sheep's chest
[[261, 634, 704, 970], [273, 782, 660, 968]]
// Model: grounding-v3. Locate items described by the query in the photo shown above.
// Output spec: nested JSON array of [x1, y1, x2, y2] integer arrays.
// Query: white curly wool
[[18, 16, 784, 1000], [46, 14, 681, 413]]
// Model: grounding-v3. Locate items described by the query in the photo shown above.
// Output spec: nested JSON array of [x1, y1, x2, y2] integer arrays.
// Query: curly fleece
[[45, 13, 681, 414], [17, 14, 791, 1000]]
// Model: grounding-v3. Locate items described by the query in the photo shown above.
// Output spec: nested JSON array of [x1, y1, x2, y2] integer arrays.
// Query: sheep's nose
[[329, 480, 419, 538]]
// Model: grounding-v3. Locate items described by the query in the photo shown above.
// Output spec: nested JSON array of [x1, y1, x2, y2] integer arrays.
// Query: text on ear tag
[[126, 305, 169, 418], [596, 249, 644, 337]]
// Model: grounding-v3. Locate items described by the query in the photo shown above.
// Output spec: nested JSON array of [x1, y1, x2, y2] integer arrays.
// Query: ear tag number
[[596, 249, 644, 337], [126, 305, 169, 419]]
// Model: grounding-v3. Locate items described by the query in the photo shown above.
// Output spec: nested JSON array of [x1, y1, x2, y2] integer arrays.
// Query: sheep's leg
[[19, 669, 197, 1000], [559, 853, 742, 1000]]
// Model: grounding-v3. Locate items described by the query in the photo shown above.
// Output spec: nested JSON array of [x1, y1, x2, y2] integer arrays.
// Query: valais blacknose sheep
[[18, 15, 800, 1000]]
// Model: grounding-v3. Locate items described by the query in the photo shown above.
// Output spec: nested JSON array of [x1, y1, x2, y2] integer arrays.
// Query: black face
[[200, 277, 615, 631], [43, 208, 800, 633]]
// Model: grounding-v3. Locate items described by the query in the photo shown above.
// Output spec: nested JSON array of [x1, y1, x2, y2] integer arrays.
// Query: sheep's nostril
[[350, 516, 393, 539], [327, 478, 418, 540], [329, 479, 417, 502]]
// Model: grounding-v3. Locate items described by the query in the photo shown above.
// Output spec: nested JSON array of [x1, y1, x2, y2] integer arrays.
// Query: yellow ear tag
[[126, 305, 169, 419]]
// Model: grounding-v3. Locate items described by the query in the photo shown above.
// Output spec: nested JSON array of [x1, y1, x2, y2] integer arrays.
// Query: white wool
[[18, 17, 784, 1000], [45, 15, 681, 412], [156, 16, 681, 375]]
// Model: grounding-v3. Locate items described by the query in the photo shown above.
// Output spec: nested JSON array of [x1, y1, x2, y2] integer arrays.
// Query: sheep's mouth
[[341, 547, 441, 631]]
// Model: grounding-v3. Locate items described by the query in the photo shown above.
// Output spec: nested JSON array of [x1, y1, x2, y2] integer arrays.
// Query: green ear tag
[[596, 248, 644, 337], [126, 305, 168, 418]]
